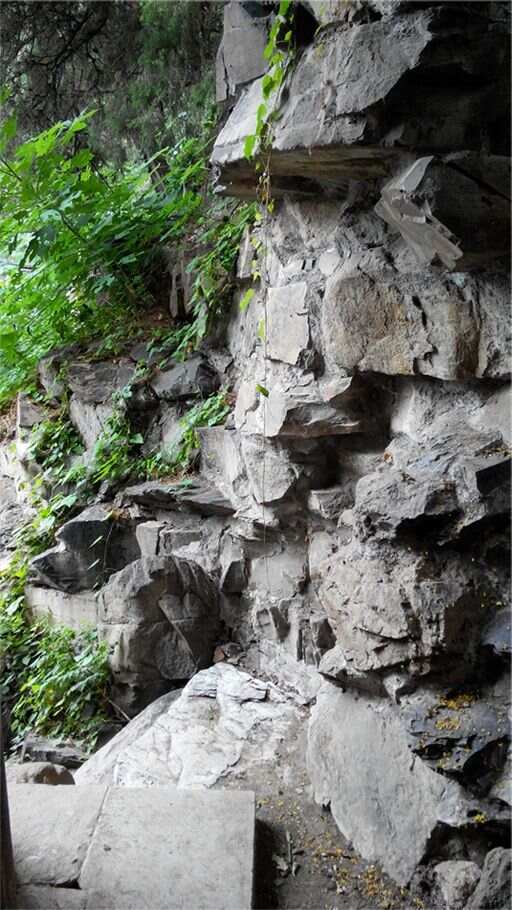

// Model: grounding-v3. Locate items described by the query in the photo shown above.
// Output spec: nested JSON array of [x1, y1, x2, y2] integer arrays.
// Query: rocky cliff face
[[2, 0, 510, 895]]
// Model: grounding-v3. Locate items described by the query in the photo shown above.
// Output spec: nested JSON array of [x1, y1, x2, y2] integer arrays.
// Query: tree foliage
[[0, 0, 223, 159]]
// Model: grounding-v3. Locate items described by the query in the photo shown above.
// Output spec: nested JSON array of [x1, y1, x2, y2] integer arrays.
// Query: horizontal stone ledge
[[212, 145, 395, 199]]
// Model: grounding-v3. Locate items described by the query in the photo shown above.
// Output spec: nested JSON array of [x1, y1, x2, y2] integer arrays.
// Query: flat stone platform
[[10, 784, 255, 909]]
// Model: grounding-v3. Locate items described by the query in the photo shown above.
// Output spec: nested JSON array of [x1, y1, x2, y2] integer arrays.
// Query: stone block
[[267, 282, 309, 365], [217, 1, 269, 102], [79, 787, 255, 909], [150, 354, 219, 401], [75, 663, 299, 791], [322, 272, 510, 380], [98, 556, 219, 715], [25, 585, 98, 630], [9, 784, 107, 885]]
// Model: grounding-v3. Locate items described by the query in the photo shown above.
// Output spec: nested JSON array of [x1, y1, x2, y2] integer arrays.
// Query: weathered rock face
[[210, 0, 511, 887], [8, 0, 510, 894], [98, 556, 220, 715], [74, 663, 302, 790]]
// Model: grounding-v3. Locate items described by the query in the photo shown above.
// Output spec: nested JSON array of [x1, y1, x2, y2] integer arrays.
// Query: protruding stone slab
[[79, 787, 255, 910], [375, 154, 511, 270], [10, 784, 107, 885], [25, 585, 98, 630], [212, 9, 510, 196]]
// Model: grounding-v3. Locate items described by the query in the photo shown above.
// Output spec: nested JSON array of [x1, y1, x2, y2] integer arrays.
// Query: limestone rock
[[66, 359, 135, 403], [9, 784, 107, 885], [316, 540, 492, 681], [16, 393, 46, 430], [267, 282, 310, 365], [98, 556, 219, 715], [30, 505, 140, 593], [264, 374, 382, 439], [465, 848, 511, 910], [216, 1, 269, 103], [307, 684, 470, 884], [25, 585, 98, 630], [241, 435, 297, 504], [150, 354, 219, 401], [212, 8, 509, 195], [375, 154, 510, 270], [322, 272, 510, 380], [121, 479, 235, 517], [434, 861, 481, 910], [69, 397, 114, 451], [74, 663, 301, 789], [353, 422, 511, 544], [400, 677, 511, 790]]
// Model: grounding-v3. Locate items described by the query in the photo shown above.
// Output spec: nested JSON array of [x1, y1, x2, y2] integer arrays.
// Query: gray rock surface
[[25, 585, 98, 630], [75, 663, 301, 789], [465, 848, 511, 910], [98, 556, 220, 715], [8, 0, 510, 894], [30, 505, 140, 593], [434, 860, 481, 910], [150, 354, 219, 401], [79, 787, 255, 910], [307, 684, 470, 885]]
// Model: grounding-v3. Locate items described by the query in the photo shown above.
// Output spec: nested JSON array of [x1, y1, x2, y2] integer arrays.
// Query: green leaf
[[256, 384, 269, 397], [257, 319, 266, 342], [239, 288, 255, 312], [243, 134, 256, 161]]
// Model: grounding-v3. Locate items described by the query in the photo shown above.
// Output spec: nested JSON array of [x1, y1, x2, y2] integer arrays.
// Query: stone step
[[11, 784, 255, 909]]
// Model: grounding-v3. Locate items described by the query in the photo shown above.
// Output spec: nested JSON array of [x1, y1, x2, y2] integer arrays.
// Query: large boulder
[[98, 556, 220, 715], [353, 422, 511, 545], [150, 354, 219, 402], [315, 540, 493, 684], [308, 684, 476, 885], [74, 663, 300, 789]]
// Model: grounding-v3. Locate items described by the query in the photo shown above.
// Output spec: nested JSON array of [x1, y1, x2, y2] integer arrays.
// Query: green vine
[[243, 0, 295, 161]]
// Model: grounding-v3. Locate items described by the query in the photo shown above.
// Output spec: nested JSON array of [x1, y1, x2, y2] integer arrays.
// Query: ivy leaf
[[256, 384, 269, 397], [257, 319, 266, 342], [244, 134, 256, 161], [239, 288, 255, 312]]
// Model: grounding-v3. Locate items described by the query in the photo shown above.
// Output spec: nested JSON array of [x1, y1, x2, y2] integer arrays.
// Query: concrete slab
[[9, 784, 255, 909], [10, 785, 107, 885], [80, 787, 255, 910]]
